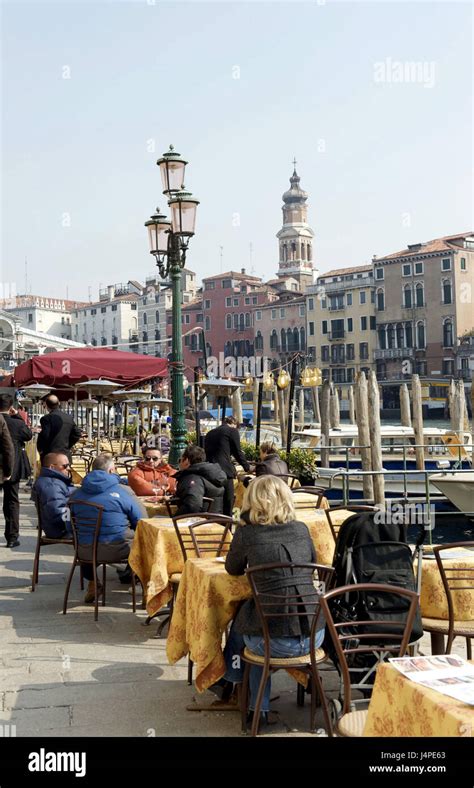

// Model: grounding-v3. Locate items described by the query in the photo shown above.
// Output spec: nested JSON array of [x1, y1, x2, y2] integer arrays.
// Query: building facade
[[305, 264, 376, 383], [373, 233, 474, 380], [0, 295, 87, 340], [276, 165, 316, 291], [70, 281, 142, 351]]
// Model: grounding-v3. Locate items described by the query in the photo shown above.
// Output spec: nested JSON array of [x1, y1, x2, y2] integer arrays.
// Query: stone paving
[[0, 492, 467, 739]]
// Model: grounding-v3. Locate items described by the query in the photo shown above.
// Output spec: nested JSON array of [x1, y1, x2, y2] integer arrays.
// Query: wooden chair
[[319, 582, 420, 736], [324, 505, 379, 542], [63, 500, 136, 621], [272, 473, 301, 489], [292, 486, 327, 509], [31, 503, 78, 593], [241, 562, 335, 736], [422, 541, 474, 659]]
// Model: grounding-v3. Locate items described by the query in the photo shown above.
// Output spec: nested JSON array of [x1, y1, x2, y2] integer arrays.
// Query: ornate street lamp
[[145, 145, 199, 466]]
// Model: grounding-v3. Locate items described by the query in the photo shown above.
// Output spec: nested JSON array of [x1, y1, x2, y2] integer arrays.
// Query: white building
[[0, 294, 87, 340], [70, 281, 142, 351], [138, 269, 197, 357], [0, 310, 85, 376]]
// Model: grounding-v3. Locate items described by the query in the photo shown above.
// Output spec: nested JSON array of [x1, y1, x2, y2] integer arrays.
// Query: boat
[[429, 471, 474, 517]]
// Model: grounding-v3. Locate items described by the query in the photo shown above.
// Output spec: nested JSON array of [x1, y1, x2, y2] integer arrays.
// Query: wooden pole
[[255, 381, 263, 449], [355, 371, 374, 500], [232, 387, 243, 426], [277, 387, 286, 446], [252, 380, 259, 434], [273, 384, 279, 422], [330, 385, 340, 428], [411, 374, 425, 471], [285, 357, 298, 455], [311, 385, 320, 423], [320, 379, 331, 468], [455, 379, 465, 437], [400, 383, 411, 427], [299, 388, 305, 428], [449, 378, 457, 431], [368, 372, 385, 505], [471, 382, 474, 468], [348, 385, 355, 424]]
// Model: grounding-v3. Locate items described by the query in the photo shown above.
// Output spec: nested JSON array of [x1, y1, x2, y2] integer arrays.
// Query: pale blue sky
[[2, 1, 472, 301]]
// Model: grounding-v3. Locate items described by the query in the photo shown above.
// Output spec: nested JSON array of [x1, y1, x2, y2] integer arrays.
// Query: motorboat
[[429, 471, 474, 517]]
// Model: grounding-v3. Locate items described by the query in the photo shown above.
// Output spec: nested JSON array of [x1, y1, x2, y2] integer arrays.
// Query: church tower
[[276, 161, 315, 290]]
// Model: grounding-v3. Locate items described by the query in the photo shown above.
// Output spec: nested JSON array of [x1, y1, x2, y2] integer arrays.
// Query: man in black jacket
[[37, 394, 82, 461], [0, 394, 32, 547], [174, 445, 227, 515], [204, 416, 250, 516]]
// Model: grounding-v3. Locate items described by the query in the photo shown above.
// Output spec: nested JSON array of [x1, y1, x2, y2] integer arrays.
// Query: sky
[[1, 0, 472, 302]]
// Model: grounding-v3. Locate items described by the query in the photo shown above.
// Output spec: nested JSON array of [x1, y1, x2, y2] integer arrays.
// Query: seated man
[[127, 447, 177, 497], [69, 453, 144, 603], [174, 445, 227, 515], [32, 452, 75, 538]]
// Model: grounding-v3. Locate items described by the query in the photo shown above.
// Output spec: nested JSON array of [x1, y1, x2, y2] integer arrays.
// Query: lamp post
[[145, 145, 199, 466]]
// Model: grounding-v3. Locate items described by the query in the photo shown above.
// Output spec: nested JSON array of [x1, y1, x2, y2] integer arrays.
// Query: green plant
[[279, 447, 319, 481], [187, 431, 197, 445], [240, 440, 259, 462]]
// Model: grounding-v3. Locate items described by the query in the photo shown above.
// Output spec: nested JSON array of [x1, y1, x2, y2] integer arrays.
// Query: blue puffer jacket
[[32, 468, 75, 538], [69, 470, 144, 545]]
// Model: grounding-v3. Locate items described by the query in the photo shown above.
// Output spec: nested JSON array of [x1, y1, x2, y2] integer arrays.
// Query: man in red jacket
[[127, 448, 177, 497]]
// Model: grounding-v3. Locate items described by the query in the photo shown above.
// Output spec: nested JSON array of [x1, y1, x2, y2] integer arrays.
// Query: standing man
[[204, 415, 250, 516], [37, 394, 82, 461], [0, 394, 31, 548]]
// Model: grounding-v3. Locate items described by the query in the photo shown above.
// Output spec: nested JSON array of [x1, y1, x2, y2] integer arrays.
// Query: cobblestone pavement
[[0, 492, 466, 738]]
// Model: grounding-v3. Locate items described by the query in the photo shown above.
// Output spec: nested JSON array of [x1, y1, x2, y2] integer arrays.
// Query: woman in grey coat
[[221, 476, 325, 723]]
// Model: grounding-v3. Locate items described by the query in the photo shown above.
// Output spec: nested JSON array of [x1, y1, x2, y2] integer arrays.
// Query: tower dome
[[276, 159, 315, 290]]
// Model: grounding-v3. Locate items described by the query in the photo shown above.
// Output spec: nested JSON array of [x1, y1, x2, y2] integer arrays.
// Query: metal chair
[[31, 502, 78, 593], [324, 505, 379, 542], [241, 562, 335, 736], [422, 541, 474, 659], [63, 500, 136, 621], [319, 582, 420, 736]]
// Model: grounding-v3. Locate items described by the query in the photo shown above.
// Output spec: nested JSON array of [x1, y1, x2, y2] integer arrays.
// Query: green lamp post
[[145, 145, 199, 466]]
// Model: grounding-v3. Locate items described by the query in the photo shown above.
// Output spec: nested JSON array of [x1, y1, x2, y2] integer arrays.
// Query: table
[[363, 662, 474, 737], [137, 497, 175, 518]]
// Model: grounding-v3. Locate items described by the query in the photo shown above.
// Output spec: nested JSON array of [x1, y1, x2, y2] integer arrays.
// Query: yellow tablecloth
[[363, 662, 474, 737], [167, 557, 251, 692], [128, 518, 232, 616], [137, 497, 176, 519], [420, 552, 474, 621]]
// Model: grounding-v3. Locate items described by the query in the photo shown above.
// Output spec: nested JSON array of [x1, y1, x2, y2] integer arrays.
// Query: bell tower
[[276, 160, 315, 290]]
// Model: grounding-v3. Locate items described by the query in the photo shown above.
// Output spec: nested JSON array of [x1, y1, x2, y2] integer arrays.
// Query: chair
[[241, 562, 335, 736], [292, 485, 327, 508], [422, 541, 474, 659], [319, 582, 420, 736], [272, 473, 301, 489], [324, 505, 379, 542], [63, 500, 136, 621], [164, 496, 214, 518], [31, 502, 78, 593]]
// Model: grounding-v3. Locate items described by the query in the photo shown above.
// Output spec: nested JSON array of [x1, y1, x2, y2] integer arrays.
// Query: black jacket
[[37, 409, 82, 459], [204, 424, 250, 478], [2, 413, 33, 483], [0, 414, 15, 485], [255, 453, 289, 479], [175, 461, 227, 515], [225, 519, 322, 637]]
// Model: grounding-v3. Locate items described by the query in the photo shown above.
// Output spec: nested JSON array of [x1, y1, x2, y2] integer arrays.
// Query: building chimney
[[241, 268, 246, 275]]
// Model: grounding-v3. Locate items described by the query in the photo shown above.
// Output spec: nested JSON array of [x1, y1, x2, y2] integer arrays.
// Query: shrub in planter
[[279, 447, 319, 485]]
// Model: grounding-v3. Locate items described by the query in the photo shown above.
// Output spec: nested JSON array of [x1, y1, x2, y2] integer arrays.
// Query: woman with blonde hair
[[217, 475, 325, 724]]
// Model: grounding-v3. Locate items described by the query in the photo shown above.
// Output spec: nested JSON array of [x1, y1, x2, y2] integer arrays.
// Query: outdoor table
[[137, 497, 176, 518], [363, 662, 474, 737], [128, 518, 232, 617]]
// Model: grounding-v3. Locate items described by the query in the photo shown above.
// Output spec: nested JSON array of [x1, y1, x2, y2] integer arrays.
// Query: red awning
[[2, 348, 168, 391]]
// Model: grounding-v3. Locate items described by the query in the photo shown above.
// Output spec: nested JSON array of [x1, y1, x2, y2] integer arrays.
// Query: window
[[403, 285, 412, 308], [309, 321, 315, 336], [405, 323, 413, 348], [222, 278, 232, 289], [308, 297, 314, 310], [322, 320, 328, 335], [205, 316, 211, 330], [155, 294, 160, 303], [167, 315, 172, 324], [255, 310, 262, 320], [360, 316, 367, 331], [205, 300, 211, 309], [359, 342, 369, 360], [270, 330, 278, 350], [196, 313, 203, 322], [442, 359, 454, 376], [370, 316, 376, 330], [414, 262, 424, 274], [130, 303, 137, 310], [441, 258, 451, 271], [226, 314, 232, 329], [396, 323, 404, 348], [347, 318, 353, 332], [240, 285, 247, 293], [321, 345, 329, 362], [346, 293, 352, 306], [143, 297, 148, 306], [255, 331, 263, 350], [415, 360, 427, 376], [346, 368, 355, 383], [387, 324, 395, 348], [225, 297, 232, 307], [205, 281, 215, 290], [376, 289, 384, 311], [271, 309, 276, 319], [321, 299, 327, 309], [415, 283, 424, 307], [359, 291, 366, 305], [442, 279, 452, 305], [155, 328, 160, 341], [101, 306, 106, 313], [299, 304, 305, 317], [252, 296, 258, 305], [111, 305, 117, 312], [346, 344, 355, 360], [280, 329, 287, 351], [244, 297, 250, 305], [417, 321, 425, 348], [233, 314, 239, 329], [375, 268, 384, 280], [90, 308, 97, 316], [331, 344, 344, 363], [280, 308, 286, 318], [245, 312, 251, 327], [460, 257, 467, 271], [184, 335, 190, 346], [370, 291, 375, 303], [443, 319, 453, 348], [28, 313, 33, 323], [233, 298, 239, 307], [185, 314, 190, 324], [402, 264, 412, 277], [378, 329, 386, 350], [143, 313, 147, 325]]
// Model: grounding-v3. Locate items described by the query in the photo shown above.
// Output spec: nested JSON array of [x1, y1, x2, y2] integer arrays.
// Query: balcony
[[459, 370, 472, 381], [328, 305, 345, 312], [374, 348, 415, 360], [129, 330, 138, 342], [328, 331, 345, 341]]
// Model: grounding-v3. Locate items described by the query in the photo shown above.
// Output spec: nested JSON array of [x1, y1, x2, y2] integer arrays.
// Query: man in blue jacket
[[32, 452, 75, 538], [69, 453, 143, 603]]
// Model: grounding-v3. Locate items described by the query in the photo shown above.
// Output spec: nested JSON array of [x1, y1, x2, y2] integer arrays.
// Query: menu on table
[[389, 655, 474, 705]]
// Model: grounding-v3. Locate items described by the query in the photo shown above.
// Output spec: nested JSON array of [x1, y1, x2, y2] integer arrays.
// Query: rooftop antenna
[[219, 245, 224, 273], [24, 256, 28, 295], [88, 286, 92, 303], [249, 242, 255, 275]]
